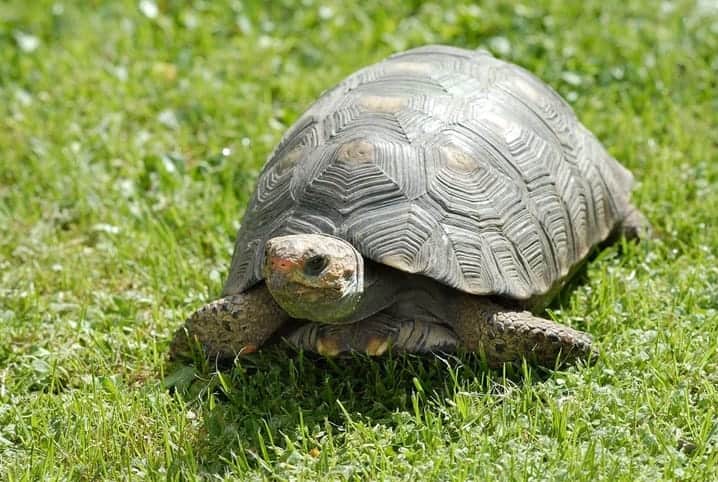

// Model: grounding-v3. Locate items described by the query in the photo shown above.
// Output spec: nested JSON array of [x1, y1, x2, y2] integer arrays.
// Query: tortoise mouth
[[266, 278, 363, 323], [267, 318, 460, 357]]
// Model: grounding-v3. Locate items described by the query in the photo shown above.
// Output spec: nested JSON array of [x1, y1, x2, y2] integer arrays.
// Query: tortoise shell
[[223, 45, 633, 300]]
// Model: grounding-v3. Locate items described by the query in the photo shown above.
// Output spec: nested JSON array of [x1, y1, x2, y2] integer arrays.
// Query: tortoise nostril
[[268, 256, 296, 273]]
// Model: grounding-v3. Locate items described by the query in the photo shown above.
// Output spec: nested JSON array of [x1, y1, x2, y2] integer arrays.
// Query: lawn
[[1, 0, 717, 480]]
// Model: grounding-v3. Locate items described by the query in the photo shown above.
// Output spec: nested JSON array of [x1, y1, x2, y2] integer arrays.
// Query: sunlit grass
[[1, 0, 717, 479]]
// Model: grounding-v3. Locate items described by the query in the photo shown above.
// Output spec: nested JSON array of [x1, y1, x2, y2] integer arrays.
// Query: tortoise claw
[[365, 337, 390, 356], [315, 337, 343, 357]]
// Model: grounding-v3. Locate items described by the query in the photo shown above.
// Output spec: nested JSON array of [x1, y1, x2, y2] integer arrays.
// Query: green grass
[[1, 0, 717, 479]]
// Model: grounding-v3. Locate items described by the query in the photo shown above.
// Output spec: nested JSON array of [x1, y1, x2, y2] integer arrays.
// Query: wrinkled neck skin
[[332, 259, 400, 323], [349, 260, 455, 324]]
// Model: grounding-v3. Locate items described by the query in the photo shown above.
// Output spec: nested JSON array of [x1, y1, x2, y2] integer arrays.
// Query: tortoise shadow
[[165, 346, 557, 474]]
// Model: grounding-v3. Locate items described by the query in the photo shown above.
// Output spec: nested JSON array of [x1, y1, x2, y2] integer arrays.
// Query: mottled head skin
[[263, 234, 364, 323]]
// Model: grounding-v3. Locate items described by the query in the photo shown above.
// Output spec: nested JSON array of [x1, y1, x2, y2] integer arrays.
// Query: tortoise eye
[[304, 255, 329, 276]]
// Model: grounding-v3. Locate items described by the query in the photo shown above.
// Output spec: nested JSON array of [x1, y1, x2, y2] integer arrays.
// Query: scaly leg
[[451, 296, 596, 368], [618, 203, 653, 240], [170, 284, 289, 360]]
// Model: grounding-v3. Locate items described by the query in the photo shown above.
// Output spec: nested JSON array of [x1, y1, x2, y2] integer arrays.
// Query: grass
[[1, 0, 717, 479]]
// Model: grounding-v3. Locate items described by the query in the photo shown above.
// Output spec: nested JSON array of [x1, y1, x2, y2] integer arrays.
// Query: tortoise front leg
[[170, 284, 289, 360], [450, 296, 597, 368], [286, 313, 459, 357]]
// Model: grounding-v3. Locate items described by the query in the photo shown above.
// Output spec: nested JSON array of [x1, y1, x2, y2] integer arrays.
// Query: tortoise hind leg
[[170, 284, 289, 360], [618, 203, 653, 240], [450, 296, 597, 368]]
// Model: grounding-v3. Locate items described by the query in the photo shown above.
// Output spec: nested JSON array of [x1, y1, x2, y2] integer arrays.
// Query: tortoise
[[171, 45, 650, 367]]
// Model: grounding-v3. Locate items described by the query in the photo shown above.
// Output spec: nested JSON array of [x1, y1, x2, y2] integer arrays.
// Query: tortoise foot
[[286, 314, 459, 356]]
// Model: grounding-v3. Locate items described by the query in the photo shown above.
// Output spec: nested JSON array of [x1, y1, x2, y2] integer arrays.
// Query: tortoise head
[[263, 234, 364, 323]]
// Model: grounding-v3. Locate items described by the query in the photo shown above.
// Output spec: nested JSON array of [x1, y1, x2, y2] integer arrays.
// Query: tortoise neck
[[338, 259, 409, 322], [347, 260, 456, 323]]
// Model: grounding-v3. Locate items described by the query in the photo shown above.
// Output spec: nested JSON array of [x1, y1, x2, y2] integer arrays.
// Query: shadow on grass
[[164, 345, 557, 475]]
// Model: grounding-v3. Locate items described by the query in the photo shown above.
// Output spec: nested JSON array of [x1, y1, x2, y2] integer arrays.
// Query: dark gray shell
[[223, 45, 634, 300]]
